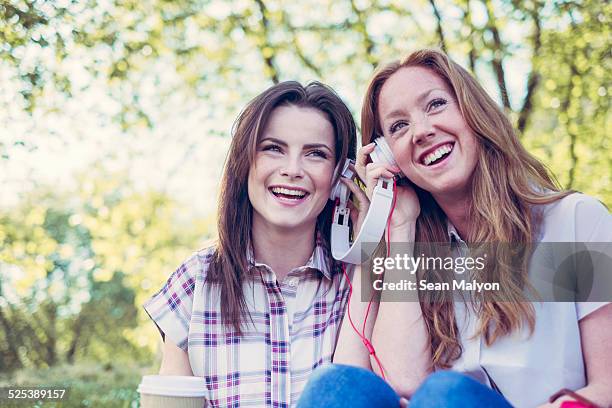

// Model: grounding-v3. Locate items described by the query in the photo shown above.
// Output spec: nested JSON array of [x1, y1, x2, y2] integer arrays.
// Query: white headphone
[[330, 138, 398, 264]]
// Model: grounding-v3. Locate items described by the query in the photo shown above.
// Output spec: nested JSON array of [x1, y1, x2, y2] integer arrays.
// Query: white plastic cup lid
[[138, 375, 208, 397]]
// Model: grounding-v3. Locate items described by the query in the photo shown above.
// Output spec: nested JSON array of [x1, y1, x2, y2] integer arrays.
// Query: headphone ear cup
[[372, 138, 398, 167], [330, 179, 342, 200], [329, 159, 355, 201], [330, 163, 341, 200]]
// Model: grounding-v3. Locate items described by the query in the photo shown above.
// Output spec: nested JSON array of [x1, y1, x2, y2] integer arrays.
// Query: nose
[[279, 155, 305, 178], [411, 113, 435, 145]]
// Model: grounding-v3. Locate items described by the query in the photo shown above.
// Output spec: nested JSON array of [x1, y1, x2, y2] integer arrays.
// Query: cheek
[[460, 134, 479, 167], [390, 139, 417, 171], [247, 164, 266, 200], [312, 165, 335, 195], [249, 158, 274, 183]]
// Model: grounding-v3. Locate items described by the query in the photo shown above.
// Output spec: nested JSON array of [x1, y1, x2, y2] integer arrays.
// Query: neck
[[251, 218, 316, 282], [433, 191, 471, 240]]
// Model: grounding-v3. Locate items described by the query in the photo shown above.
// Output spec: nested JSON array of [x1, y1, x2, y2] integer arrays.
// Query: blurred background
[[0, 0, 609, 406]]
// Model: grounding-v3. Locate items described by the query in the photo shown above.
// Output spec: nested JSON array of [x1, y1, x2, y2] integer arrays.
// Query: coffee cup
[[138, 375, 208, 408]]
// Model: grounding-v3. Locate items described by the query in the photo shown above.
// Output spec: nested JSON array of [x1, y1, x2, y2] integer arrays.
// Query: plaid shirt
[[144, 235, 351, 407]]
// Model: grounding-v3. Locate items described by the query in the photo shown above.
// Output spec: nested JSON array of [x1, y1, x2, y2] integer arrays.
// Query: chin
[[268, 216, 312, 231]]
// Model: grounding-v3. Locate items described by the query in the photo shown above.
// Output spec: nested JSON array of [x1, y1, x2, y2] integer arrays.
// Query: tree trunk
[[0, 305, 23, 371]]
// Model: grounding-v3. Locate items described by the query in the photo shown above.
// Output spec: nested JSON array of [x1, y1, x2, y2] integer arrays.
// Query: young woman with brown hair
[[144, 81, 357, 407], [297, 50, 611, 407]]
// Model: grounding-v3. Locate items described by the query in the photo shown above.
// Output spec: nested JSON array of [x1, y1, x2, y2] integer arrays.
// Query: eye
[[307, 149, 329, 159], [428, 98, 447, 111], [262, 144, 282, 153], [389, 121, 409, 134]]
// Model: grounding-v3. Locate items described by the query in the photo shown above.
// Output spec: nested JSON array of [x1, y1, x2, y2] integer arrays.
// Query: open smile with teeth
[[269, 187, 309, 200], [422, 143, 454, 166]]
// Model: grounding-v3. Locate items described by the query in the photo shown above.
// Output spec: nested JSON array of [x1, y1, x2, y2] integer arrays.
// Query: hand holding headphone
[[329, 138, 400, 264]]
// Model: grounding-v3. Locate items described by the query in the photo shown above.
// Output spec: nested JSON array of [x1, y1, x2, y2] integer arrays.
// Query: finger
[[347, 163, 362, 183], [356, 143, 375, 167], [355, 143, 376, 180], [340, 176, 366, 197], [365, 164, 396, 184], [365, 167, 395, 198], [348, 162, 366, 188], [346, 200, 359, 226], [340, 177, 370, 212], [365, 161, 400, 174], [345, 190, 368, 236]]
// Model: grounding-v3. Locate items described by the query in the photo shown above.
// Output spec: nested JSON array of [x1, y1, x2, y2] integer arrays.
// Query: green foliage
[[0, 172, 210, 373], [0, 0, 73, 111], [0, 1, 609, 397], [522, 0, 611, 201], [0, 362, 149, 407], [1, 0, 609, 203]]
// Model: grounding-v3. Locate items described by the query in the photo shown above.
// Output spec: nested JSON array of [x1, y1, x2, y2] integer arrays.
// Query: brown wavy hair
[[210, 81, 356, 335], [361, 49, 571, 368]]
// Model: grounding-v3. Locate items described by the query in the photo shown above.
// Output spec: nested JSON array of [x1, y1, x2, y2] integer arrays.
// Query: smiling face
[[377, 66, 479, 200], [247, 105, 336, 234]]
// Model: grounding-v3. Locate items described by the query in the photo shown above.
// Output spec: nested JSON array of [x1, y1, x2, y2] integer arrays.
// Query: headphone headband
[[330, 139, 396, 264]]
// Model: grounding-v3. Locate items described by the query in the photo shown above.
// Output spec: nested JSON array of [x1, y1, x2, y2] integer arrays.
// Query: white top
[[449, 193, 611, 407]]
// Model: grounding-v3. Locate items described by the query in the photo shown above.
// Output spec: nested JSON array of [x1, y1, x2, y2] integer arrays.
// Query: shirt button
[[286, 278, 298, 287]]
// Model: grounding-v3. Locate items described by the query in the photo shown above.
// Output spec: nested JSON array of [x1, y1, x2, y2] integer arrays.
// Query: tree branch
[[517, 2, 543, 135], [283, 13, 323, 77], [428, 0, 447, 52], [66, 314, 85, 364], [253, 0, 280, 83], [0, 305, 23, 371], [293, 39, 323, 77], [349, 0, 377, 68], [286, 21, 352, 32], [482, 0, 511, 110], [461, 0, 477, 72], [42, 300, 58, 366], [562, 13, 580, 188], [517, 72, 540, 135], [384, 4, 424, 34]]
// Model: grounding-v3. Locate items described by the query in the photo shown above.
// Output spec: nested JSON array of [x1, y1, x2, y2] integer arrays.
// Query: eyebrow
[[382, 88, 448, 122], [260, 137, 334, 153]]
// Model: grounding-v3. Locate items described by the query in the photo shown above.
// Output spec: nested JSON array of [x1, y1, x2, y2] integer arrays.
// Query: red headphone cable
[[340, 177, 398, 381]]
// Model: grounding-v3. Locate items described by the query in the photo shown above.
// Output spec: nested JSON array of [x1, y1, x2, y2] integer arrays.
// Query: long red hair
[[361, 49, 571, 368]]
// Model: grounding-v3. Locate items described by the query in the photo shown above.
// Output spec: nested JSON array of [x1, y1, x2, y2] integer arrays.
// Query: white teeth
[[271, 187, 306, 197], [423, 144, 453, 166]]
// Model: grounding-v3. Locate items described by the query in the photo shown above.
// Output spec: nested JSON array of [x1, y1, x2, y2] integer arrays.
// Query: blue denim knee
[[297, 364, 399, 408], [410, 371, 513, 408]]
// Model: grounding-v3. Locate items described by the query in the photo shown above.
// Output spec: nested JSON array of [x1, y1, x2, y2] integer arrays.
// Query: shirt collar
[[246, 231, 334, 280], [446, 220, 465, 244]]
